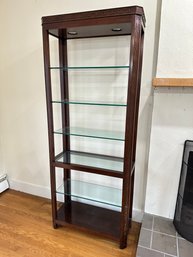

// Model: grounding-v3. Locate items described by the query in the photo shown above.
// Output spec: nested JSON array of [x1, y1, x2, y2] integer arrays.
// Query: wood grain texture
[[42, 6, 145, 26], [0, 190, 141, 257], [153, 78, 193, 87]]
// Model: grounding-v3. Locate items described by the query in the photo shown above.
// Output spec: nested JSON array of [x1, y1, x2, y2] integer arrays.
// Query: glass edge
[[56, 182, 121, 208], [52, 100, 127, 107], [49, 65, 129, 70], [53, 131, 125, 141]]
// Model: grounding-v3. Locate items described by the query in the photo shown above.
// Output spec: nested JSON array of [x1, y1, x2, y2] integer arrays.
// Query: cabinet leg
[[119, 236, 128, 249], [120, 217, 129, 249], [128, 217, 132, 228], [53, 222, 59, 229]]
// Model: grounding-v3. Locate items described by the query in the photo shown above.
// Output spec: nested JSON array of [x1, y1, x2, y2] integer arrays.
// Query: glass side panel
[[50, 65, 129, 70], [52, 99, 127, 107], [54, 127, 125, 141], [55, 151, 123, 172], [56, 179, 122, 207]]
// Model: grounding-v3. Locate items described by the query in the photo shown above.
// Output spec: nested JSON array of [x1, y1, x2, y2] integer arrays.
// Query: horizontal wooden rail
[[153, 78, 193, 87]]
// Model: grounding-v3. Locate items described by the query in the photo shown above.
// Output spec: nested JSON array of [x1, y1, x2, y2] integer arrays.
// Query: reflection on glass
[[50, 65, 129, 70], [55, 151, 123, 172], [52, 99, 127, 107], [54, 127, 124, 141], [57, 179, 122, 207]]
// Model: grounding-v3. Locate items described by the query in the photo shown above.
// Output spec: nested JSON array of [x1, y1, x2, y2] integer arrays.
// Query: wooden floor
[[0, 190, 141, 257]]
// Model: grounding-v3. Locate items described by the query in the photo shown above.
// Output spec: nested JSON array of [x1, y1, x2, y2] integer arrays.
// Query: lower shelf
[[55, 150, 124, 173], [56, 179, 122, 208], [56, 201, 121, 240]]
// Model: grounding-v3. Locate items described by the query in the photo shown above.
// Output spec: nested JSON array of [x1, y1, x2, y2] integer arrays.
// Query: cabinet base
[[55, 201, 121, 240]]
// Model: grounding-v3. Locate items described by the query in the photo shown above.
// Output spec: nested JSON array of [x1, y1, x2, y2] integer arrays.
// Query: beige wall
[[145, 0, 193, 218], [0, 0, 160, 219]]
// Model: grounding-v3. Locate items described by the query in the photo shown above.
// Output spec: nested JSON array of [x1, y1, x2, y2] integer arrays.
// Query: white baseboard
[[133, 209, 144, 222], [9, 179, 143, 222], [9, 179, 51, 199], [0, 174, 9, 193]]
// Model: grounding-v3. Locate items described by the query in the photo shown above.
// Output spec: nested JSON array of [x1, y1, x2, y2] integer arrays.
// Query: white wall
[[145, 0, 193, 218], [0, 138, 3, 173], [0, 0, 160, 219]]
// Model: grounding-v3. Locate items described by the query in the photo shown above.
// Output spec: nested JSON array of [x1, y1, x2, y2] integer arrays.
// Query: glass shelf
[[56, 179, 122, 207], [54, 127, 125, 141], [52, 99, 127, 107], [55, 151, 123, 172], [50, 65, 129, 70]]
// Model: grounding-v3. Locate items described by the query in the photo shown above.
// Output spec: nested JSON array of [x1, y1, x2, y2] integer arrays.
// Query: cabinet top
[[42, 6, 145, 38]]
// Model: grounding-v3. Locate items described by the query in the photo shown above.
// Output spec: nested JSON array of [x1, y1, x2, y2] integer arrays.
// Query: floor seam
[[138, 245, 177, 257], [149, 216, 154, 249], [142, 227, 177, 238], [176, 235, 179, 257], [153, 230, 177, 238]]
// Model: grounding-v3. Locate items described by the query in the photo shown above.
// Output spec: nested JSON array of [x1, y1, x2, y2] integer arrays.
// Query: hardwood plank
[[153, 78, 193, 87], [0, 190, 140, 256]]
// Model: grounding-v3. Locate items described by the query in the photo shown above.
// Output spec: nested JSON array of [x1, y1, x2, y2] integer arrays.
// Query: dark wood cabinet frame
[[42, 6, 145, 249]]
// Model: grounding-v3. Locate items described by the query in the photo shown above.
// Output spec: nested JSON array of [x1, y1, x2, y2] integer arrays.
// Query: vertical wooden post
[[58, 30, 71, 205], [42, 28, 58, 228], [129, 29, 144, 222], [120, 15, 143, 249]]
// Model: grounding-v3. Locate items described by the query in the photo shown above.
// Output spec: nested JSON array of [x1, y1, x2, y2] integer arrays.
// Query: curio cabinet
[[42, 6, 145, 249]]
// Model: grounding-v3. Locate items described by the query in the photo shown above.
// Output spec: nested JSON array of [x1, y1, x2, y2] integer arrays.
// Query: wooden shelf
[[56, 201, 121, 240], [153, 78, 193, 87]]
